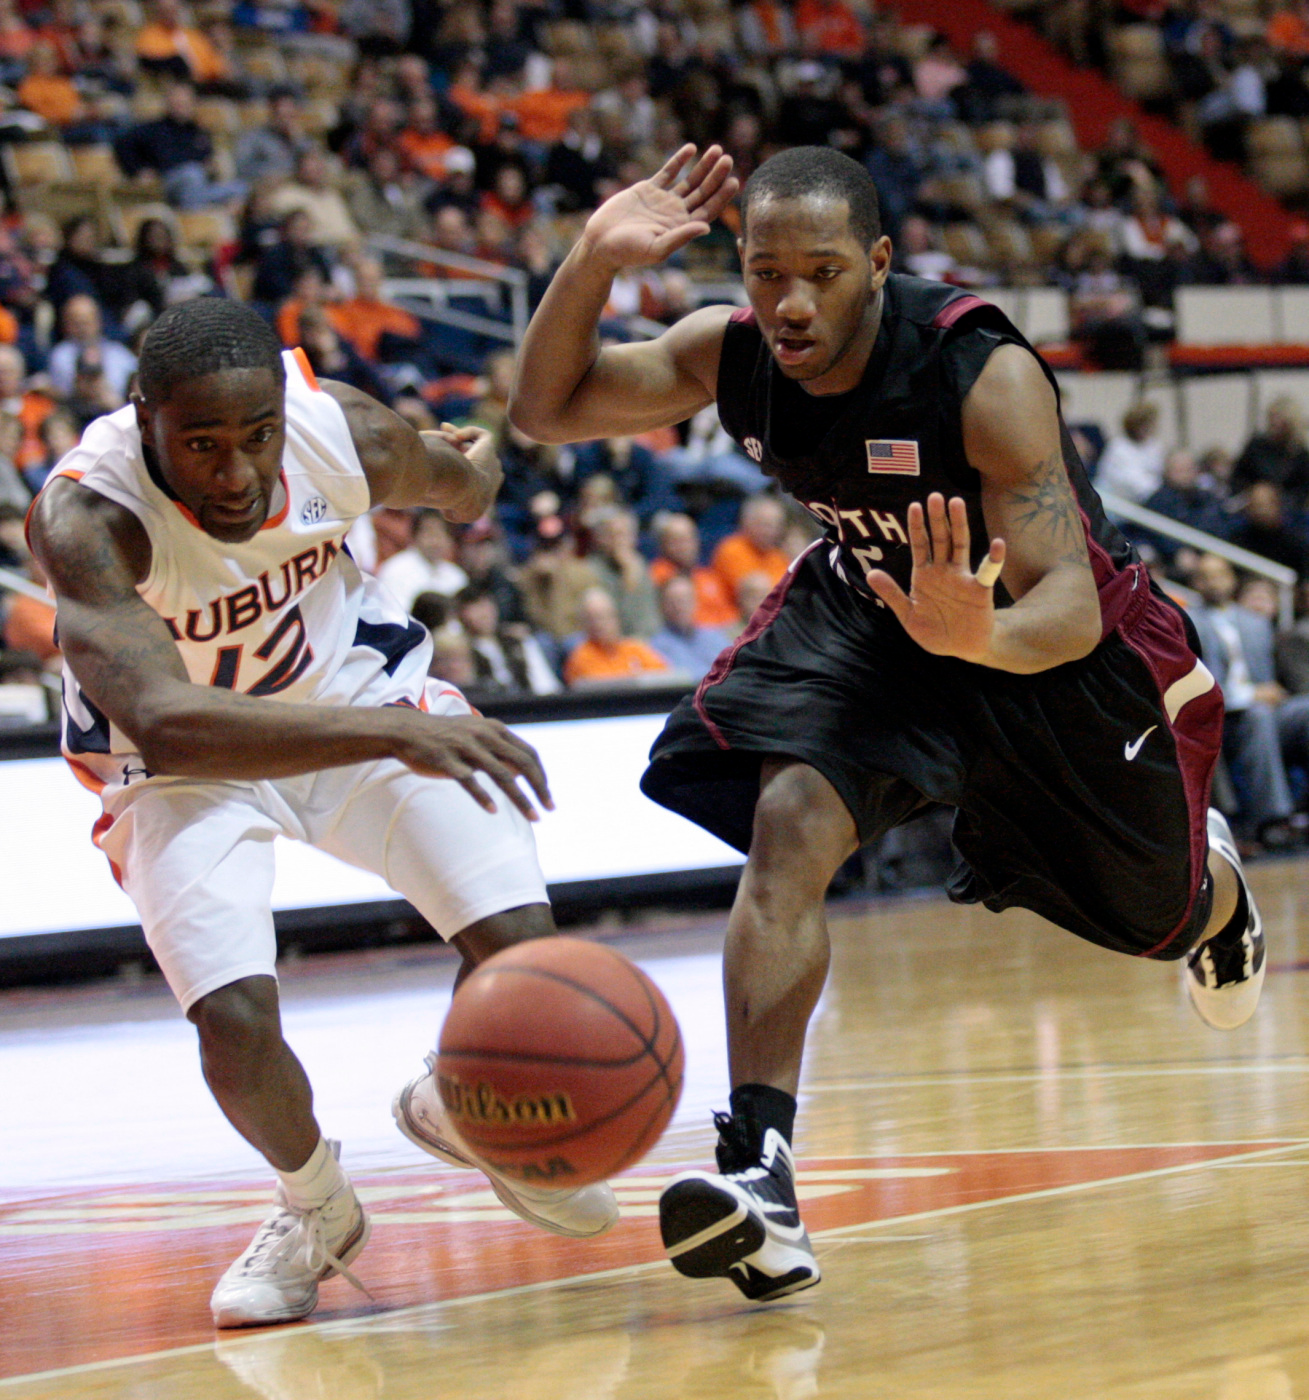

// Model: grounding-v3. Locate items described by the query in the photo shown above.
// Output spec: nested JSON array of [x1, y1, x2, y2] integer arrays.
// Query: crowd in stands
[[2, 0, 1309, 854]]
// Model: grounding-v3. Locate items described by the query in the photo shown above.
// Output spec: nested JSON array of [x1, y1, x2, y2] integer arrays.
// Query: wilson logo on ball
[[439, 1076, 576, 1127]]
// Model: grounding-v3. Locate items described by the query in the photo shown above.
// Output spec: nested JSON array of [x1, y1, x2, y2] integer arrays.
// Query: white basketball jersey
[[47, 349, 433, 799]]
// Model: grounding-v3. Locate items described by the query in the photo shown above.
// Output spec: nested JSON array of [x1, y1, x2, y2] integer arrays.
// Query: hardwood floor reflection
[[3, 857, 1309, 1397]]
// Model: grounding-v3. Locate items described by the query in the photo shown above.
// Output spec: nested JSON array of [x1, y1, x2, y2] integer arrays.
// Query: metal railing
[[1098, 491, 1298, 628], [0, 564, 50, 605], [367, 234, 528, 346]]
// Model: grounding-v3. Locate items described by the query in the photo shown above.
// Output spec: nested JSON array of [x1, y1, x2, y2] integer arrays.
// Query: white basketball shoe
[[210, 1142, 370, 1329], [1185, 808, 1266, 1030], [393, 1052, 619, 1239]]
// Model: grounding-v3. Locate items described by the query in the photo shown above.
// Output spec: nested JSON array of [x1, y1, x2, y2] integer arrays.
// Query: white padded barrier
[[1175, 286, 1277, 344]]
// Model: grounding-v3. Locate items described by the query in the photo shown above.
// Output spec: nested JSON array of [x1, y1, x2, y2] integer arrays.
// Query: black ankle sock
[[728, 1084, 797, 1156]]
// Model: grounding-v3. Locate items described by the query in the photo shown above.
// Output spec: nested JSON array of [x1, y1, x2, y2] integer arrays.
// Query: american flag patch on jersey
[[865, 439, 920, 475]]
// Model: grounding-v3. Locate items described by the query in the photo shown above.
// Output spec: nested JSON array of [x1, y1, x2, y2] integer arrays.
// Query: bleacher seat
[[1055, 370, 1139, 439]]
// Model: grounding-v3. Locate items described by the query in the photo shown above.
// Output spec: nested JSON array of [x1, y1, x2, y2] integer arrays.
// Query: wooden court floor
[[4, 859, 1309, 1399]]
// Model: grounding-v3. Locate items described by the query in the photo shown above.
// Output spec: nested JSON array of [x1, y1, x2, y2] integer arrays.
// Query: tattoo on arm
[[1002, 451, 1092, 570]]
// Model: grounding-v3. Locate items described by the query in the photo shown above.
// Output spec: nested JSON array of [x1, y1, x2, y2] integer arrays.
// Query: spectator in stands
[[738, 0, 798, 57], [733, 570, 776, 629], [44, 216, 116, 322], [1142, 448, 1232, 557], [429, 629, 479, 688], [1198, 35, 1267, 161], [121, 217, 210, 325], [0, 434, 26, 511], [47, 295, 135, 399], [1120, 180, 1198, 264], [955, 30, 1026, 125], [457, 516, 527, 624], [25, 409, 79, 494], [326, 255, 422, 367], [455, 582, 560, 695], [297, 306, 392, 404], [649, 512, 740, 630], [397, 92, 456, 182], [520, 516, 601, 639], [564, 586, 671, 688], [338, 0, 412, 55], [18, 38, 82, 127], [274, 263, 331, 347], [1190, 551, 1307, 845], [712, 495, 791, 602], [115, 78, 247, 210], [235, 86, 309, 186], [544, 106, 616, 214], [1276, 578, 1309, 692], [269, 147, 361, 249], [377, 507, 468, 609], [1064, 231, 1146, 370], [135, 0, 230, 88], [648, 574, 732, 683], [586, 506, 661, 639], [64, 346, 123, 430], [252, 210, 332, 307], [345, 146, 430, 242], [864, 115, 923, 239], [0, 345, 51, 478], [1093, 402, 1166, 502], [1184, 221, 1260, 285], [573, 437, 680, 527], [1233, 396, 1309, 499], [1228, 481, 1309, 575], [1175, 174, 1227, 239], [895, 214, 959, 282]]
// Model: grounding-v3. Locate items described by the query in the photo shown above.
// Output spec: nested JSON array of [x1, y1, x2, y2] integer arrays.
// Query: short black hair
[[740, 146, 882, 248], [137, 298, 286, 405]]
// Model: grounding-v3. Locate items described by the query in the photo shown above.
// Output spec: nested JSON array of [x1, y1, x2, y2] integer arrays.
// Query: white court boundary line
[[4, 1140, 1307, 1389], [804, 1063, 1309, 1090]]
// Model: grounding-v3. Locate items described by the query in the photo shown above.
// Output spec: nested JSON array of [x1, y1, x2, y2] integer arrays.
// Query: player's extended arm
[[27, 481, 552, 817], [323, 378, 501, 524], [866, 345, 1101, 674], [508, 144, 736, 444]]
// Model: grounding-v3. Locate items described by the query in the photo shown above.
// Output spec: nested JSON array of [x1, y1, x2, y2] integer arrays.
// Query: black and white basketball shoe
[[659, 1112, 820, 1301], [1185, 808, 1266, 1030]]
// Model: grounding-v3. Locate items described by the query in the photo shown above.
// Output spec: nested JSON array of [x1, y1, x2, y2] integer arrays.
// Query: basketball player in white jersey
[[26, 298, 617, 1329]]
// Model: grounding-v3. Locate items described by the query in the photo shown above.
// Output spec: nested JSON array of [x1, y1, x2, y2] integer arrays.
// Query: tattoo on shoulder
[[1003, 451, 1092, 570]]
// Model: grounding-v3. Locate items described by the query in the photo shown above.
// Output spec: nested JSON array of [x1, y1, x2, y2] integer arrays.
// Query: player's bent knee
[[455, 901, 556, 965], [188, 975, 283, 1065], [750, 766, 857, 884]]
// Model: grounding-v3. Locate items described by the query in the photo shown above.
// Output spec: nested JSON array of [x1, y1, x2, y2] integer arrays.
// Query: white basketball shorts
[[93, 679, 548, 1011]]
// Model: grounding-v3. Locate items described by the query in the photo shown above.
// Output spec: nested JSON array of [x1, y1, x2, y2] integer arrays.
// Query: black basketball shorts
[[641, 547, 1224, 961]]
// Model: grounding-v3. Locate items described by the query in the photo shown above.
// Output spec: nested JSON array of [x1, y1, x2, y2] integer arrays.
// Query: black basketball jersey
[[715, 272, 1135, 608]]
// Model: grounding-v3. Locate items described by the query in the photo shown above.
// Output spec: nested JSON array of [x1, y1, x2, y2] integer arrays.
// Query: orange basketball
[[436, 937, 684, 1188]]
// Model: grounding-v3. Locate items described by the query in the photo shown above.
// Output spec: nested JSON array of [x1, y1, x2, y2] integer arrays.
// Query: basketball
[[436, 937, 684, 1188]]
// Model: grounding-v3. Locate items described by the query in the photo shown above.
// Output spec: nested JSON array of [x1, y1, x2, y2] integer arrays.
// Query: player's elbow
[[506, 396, 564, 445], [131, 690, 204, 774]]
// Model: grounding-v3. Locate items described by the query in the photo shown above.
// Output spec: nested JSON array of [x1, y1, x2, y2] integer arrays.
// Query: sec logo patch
[[300, 495, 328, 524]]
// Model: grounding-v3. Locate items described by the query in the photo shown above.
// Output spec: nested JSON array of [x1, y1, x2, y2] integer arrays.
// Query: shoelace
[[714, 1110, 766, 1178], [242, 1202, 373, 1300]]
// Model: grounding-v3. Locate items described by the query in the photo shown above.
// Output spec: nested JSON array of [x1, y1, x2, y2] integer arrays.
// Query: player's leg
[[309, 755, 617, 1238], [97, 783, 369, 1327], [660, 758, 860, 1303]]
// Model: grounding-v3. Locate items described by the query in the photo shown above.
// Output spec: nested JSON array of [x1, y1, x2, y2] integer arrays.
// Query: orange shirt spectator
[[1269, 5, 1309, 56], [650, 557, 740, 629], [326, 254, 420, 362], [649, 513, 740, 629], [448, 84, 502, 144], [18, 41, 81, 125], [398, 128, 456, 180], [711, 496, 791, 598], [564, 587, 670, 685], [507, 87, 590, 144], [135, 0, 229, 86]]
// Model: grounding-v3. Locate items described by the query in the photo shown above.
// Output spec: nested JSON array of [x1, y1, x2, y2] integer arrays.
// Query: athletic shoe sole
[[660, 1172, 820, 1301], [1186, 809, 1266, 1030], [391, 1079, 615, 1239]]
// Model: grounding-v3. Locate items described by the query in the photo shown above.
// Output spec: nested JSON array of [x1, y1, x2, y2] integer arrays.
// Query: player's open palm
[[582, 144, 737, 270], [866, 494, 1006, 664]]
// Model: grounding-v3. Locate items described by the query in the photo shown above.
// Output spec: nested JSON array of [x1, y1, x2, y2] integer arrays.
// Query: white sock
[[276, 1137, 349, 1212]]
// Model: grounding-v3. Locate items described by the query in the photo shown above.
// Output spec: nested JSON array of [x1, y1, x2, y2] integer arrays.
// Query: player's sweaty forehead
[[741, 194, 862, 264], [153, 367, 285, 433]]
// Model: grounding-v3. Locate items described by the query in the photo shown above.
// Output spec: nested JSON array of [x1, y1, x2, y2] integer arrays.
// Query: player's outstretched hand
[[865, 494, 1006, 664], [580, 144, 738, 271], [391, 713, 554, 821]]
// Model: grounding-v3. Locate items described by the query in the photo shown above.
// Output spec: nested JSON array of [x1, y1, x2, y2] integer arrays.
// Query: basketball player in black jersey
[[511, 145, 1264, 1302]]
